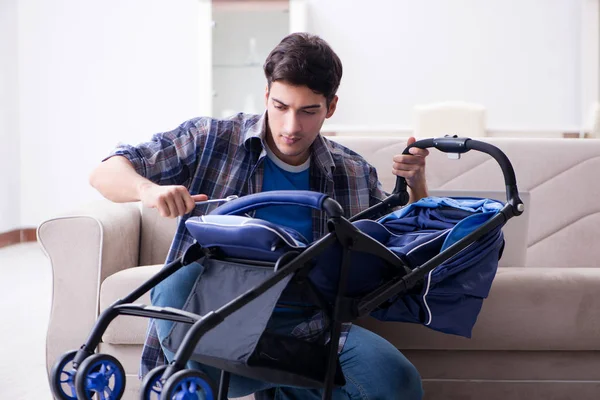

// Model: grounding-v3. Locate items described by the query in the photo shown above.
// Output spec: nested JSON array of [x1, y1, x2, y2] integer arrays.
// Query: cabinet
[[201, 0, 307, 118]]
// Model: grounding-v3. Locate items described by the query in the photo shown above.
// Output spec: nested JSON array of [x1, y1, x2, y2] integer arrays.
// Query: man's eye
[[303, 110, 316, 115], [274, 105, 285, 110]]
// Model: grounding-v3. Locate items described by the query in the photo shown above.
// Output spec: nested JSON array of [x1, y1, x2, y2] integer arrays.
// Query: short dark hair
[[263, 32, 343, 106]]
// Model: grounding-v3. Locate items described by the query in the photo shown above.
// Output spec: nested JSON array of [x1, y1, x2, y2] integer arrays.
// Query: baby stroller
[[49, 136, 524, 400]]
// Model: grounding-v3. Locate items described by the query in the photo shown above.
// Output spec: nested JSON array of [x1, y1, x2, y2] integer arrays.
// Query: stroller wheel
[[162, 369, 217, 400], [140, 365, 167, 400], [50, 350, 86, 400], [75, 353, 126, 400]]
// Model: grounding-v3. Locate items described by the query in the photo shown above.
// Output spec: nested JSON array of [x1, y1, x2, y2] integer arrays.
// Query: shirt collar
[[310, 133, 335, 180], [243, 111, 267, 145]]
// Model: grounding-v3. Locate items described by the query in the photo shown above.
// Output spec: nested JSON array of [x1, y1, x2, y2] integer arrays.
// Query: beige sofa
[[38, 137, 600, 399]]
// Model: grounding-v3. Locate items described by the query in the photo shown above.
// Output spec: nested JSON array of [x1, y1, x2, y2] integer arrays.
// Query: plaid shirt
[[108, 112, 388, 378]]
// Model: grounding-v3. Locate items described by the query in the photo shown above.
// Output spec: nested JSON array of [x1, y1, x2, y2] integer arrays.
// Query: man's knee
[[370, 350, 423, 399], [342, 328, 423, 399], [390, 354, 423, 399]]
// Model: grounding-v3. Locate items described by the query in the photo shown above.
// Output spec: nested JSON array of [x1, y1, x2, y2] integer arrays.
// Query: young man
[[90, 32, 429, 399]]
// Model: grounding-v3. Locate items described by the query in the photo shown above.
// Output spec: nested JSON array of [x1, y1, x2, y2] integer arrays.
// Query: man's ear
[[326, 95, 338, 118]]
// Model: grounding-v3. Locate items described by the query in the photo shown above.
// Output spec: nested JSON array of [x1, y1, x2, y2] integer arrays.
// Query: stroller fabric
[[185, 215, 308, 261], [309, 196, 505, 337], [162, 256, 346, 387]]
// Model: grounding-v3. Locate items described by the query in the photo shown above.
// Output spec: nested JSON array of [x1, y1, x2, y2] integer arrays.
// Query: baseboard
[[0, 228, 37, 248]]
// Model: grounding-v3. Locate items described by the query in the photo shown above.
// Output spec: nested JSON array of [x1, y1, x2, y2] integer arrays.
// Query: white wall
[[16, 0, 203, 227], [2, 0, 597, 229], [582, 0, 600, 130], [310, 0, 584, 131], [0, 0, 20, 232]]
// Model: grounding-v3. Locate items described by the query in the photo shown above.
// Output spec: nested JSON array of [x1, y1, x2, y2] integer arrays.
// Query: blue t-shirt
[[254, 146, 312, 242]]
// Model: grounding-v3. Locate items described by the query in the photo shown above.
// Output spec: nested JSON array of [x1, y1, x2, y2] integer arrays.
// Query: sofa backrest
[[138, 137, 600, 268], [139, 206, 177, 266], [331, 136, 600, 268]]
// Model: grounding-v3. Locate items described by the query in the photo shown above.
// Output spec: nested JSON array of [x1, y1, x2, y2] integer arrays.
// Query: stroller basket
[[163, 256, 346, 388], [49, 136, 524, 400]]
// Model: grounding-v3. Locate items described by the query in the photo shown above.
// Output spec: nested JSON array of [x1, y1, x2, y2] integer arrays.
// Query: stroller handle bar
[[210, 190, 345, 218], [394, 136, 524, 215]]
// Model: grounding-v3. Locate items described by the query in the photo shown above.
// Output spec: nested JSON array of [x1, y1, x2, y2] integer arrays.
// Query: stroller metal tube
[[210, 190, 345, 219], [218, 370, 231, 400], [322, 246, 354, 400], [393, 136, 524, 216], [349, 192, 409, 222], [112, 304, 201, 324], [164, 311, 225, 377]]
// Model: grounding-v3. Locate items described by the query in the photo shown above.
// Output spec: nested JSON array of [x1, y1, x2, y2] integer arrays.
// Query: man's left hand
[[392, 136, 429, 201]]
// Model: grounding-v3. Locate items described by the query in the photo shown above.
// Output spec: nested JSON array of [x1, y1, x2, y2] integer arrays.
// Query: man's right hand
[[138, 183, 208, 218]]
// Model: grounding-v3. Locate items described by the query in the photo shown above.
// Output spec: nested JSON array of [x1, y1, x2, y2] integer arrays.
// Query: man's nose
[[284, 113, 302, 135]]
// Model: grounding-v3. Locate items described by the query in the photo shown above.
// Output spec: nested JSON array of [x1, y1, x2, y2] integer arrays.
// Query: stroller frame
[[50, 136, 524, 400]]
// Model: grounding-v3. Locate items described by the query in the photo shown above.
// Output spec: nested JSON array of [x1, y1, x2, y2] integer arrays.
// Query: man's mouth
[[281, 135, 300, 145]]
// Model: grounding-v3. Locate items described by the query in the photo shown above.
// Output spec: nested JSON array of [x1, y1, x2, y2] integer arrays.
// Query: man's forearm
[[89, 156, 156, 203], [409, 185, 428, 203]]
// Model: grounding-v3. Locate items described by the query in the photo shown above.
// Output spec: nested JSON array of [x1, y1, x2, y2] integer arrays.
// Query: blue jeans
[[151, 262, 423, 400]]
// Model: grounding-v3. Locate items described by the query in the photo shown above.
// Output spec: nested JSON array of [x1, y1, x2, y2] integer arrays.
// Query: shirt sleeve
[[104, 118, 208, 187], [368, 165, 389, 207]]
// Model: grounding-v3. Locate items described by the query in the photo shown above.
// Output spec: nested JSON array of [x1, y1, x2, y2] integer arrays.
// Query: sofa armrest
[[38, 199, 141, 374]]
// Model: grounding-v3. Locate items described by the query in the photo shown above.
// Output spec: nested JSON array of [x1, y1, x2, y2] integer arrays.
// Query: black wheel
[[139, 365, 168, 400], [75, 353, 126, 400], [50, 350, 85, 400], [162, 369, 218, 400]]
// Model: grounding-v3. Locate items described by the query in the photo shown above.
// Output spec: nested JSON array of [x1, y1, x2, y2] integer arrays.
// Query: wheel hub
[[88, 370, 109, 391], [177, 385, 203, 400]]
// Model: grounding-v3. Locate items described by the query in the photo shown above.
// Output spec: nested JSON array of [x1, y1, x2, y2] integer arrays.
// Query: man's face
[[265, 81, 337, 166]]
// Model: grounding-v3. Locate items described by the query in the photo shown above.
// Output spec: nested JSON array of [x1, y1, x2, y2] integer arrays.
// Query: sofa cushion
[[358, 267, 600, 351], [101, 265, 600, 350], [100, 265, 162, 345]]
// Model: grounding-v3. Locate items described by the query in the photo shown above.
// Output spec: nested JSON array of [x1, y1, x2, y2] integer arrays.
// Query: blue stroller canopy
[[372, 197, 503, 337], [308, 196, 504, 338]]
